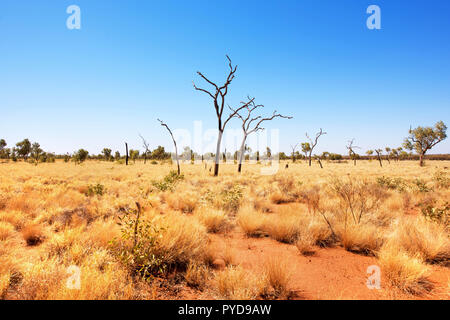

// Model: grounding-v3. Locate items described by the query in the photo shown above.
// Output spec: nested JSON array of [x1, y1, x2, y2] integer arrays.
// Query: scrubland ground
[[0, 160, 449, 300]]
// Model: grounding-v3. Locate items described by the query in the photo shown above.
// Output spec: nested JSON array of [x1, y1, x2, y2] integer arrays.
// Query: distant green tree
[[0, 139, 7, 159], [114, 151, 121, 161], [151, 146, 169, 160], [73, 149, 89, 164], [102, 148, 112, 161], [301, 142, 311, 163], [16, 139, 31, 160], [403, 121, 447, 166], [30, 142, 43, 163], [328, 153, 342, 161], [129, 149, 140, 163]]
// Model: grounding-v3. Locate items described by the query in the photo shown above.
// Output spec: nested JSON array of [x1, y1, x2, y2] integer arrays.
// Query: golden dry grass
[[0, 159, 448, 299]]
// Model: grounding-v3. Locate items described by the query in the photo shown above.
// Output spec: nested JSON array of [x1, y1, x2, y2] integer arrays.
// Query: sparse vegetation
[[0, 159, 449, 300]]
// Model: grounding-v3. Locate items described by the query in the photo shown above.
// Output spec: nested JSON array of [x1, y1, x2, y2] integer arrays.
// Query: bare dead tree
[[290, 143, 299, 163], [139, 134, 150, 164], [306, 129, 327, 166], [346, 139, 360, 166], [231, 97, 292, 173], [315, 154, 323, 168], [375, 149, 383, 167], [158, 119, 180, 175], [125, 142, 129, 166], [193, 55, 252, 176]]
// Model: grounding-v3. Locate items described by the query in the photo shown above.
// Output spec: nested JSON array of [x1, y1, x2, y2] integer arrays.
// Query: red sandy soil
[[206, 230, 449, 300]]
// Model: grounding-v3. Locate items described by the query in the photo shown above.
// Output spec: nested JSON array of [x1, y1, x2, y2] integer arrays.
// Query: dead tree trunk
[[158, 119, 180, 175], [232, 99, 292, 173], [139, 134, 150, 164], [375, 149, 383, 167], [291, 144, 298, 163], [318, 157, 323, 168], [125, 142, 129, 166], [346, 139, 360, 167], [238, 135, 247, 173], [193, 55, 252, 177], [306, 129, 326, 167]]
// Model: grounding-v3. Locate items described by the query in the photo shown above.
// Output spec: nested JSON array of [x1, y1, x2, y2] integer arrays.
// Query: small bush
[[110, 205, 166, 280], [412, 179, 432, 193], [421, 202, 449, 226], [376, 176, 407, 192], [220, 185, 243, 213], [86, 184, 106, 197], [152, 171, 184, 192], [433, 171, 450, 189]]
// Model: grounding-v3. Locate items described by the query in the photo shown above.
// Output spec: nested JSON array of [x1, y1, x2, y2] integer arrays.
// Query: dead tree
[[231, 97, 292, 173], [306, 129, 327, 166], [139, 134, 150, 164], [315, 155, 323, 168], [375, 149, 383, 167], [290, 144, 299, 163], [346, 139, 360, 166], [193, 55, 252, 176], [158, 119, 180, 175], [125, 142, 129, 166]]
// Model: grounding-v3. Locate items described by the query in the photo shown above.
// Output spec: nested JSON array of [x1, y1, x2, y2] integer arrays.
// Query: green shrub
[[433, 171, 450, 189], [220, 185, 243, 213], [421, 202, 449, 226], [87, 183, 106, 196], [110, 204, 166, 280], [376, 176, 407, 192], [413, 179, 432, 193], [152, 170, 184, 192]]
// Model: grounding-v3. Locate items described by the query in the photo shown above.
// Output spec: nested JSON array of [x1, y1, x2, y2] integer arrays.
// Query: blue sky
[[1, 0, 449, 155]]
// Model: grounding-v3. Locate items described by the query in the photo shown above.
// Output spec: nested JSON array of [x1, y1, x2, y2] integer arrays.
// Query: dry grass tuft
[[391, 217, 449, 264], [195, 208, 232, 233], [185, 262, 210, 289], [21, 224, 44, 246], [0, 222, 15, 241], [296, 233, 316, 256], [339, 223, 383, 255], [378, 244, 432, 295], [262, 255, 293, 298], [215, 266, 263, 300]]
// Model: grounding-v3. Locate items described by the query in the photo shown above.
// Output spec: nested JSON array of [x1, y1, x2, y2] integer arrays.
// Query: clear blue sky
[[1, 0, 449, 155]]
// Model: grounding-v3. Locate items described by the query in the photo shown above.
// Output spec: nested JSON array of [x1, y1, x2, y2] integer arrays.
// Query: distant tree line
[[1, 121, 447, 169]]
